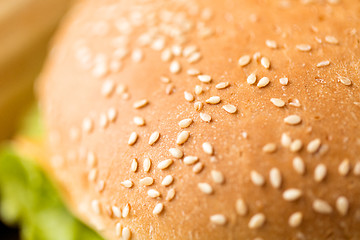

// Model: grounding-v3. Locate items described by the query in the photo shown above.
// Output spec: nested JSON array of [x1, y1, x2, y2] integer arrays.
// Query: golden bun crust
[[39, 0, 360, 239]]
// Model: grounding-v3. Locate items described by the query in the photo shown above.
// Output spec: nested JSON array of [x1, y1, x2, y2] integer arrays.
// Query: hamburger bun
[[38, 0, 360, 239]]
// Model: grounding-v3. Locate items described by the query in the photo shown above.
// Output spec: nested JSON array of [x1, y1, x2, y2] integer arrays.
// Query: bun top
[[39, 0, 360, 239]]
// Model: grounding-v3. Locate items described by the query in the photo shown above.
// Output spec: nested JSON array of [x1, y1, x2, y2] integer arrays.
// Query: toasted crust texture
[[39, 0, 360, 239]]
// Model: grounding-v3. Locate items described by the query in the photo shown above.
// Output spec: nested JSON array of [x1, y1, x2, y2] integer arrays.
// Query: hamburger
[[1, 0, 360, 239]]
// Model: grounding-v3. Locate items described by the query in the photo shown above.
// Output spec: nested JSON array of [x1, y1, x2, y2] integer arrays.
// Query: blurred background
[[0, 0, 72, 238]]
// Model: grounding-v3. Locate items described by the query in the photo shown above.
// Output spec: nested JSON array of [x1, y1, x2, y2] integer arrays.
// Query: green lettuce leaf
[[0, 146, 104, 240], [0, 105, 104, 240]]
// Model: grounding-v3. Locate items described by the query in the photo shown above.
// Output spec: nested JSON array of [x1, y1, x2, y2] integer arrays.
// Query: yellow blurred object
[[0, 0, 72, 140]]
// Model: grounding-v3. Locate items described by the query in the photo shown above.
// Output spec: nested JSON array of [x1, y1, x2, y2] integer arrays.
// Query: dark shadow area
[[0, 220, 19, 240]]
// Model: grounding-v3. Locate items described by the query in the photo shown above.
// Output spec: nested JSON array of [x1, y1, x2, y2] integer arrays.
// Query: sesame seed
[[162, 175, 174, 186], [176, 131, 190, 145], [96, 180, 105, 193], [69, 127, 80, 141], [179, 119, 193, 128], [165, 84, 174, 95], [194, 85, 203, 95], [200, 113, 212, 122], [253, 52, 261, 60], [262, 143, 277, 153], [169, 148, 183, 159], [169, 60, 181, 74], [161, 48, 173, 62], [257, 77, 270, 88], [210, 214, 227, 225], [113, 48, 128, 60], [202, 142, 213, 155], [313, 199, 332, 214], [91, 199, 100, 214], [216, 82, 230, 89], [222, 104, 237, 113], [131, 48, 143, 62], [260, 57, 270, 69], [122, 227, 131, 240], [236, 198, 248, 216], [314, 164, 327, 182], [246, 73, 257, 85], [166, 188, 176, 201], [147, 189, 161, 198], [289, 99, 301, 107], [317, 60, 330, 67], [99, 114, 109, 129], [206, 96, 221, 104], [336, 196, 349, 216], [157, 159, 173, 170], [284, 115, 302, 125], [269, 168, 282, 189], [92, 62, 108, 78], [88, 168, 98, 182], [288, 212, 303, 227], [283, 189, 303, 201], [107, 108, 117, 122], [101, 79, 115, 97], [338, 76, 352, 86], [325, 35, 339, 44], [279, 77, 289, 86], [128, 132, 138, 146], [122, 93, 130, 100], [307, 138, 321, 153], [87, 152, 97, 167], [133, 99, 148, 109], [139, 177, 154, 186], [153, 203, 164, 215], [198, 183, 213, 194], [149, 132, 160, 145], [248, 213, 266, 229], [183, 45, 198, 57], [187, 52, 202, 63], [270, 98, 285, 107], [198, 74, 212, 83], [130, 159, 138, 172], [153, 39, 166, 51], [296, 44, 311, 52], [183, 156, 199, 165], [112, 206, 121, 218], [193, 162, 204, 173], [290, 139, 303, 152], [201, 8, 213, 20], [211, 170, 225, 184], [338, 159, 350, 176], [133, 116, 145, 126], [184, 91, 195, 102], [251, 171, 265, 186], [121, 204, 130, 218], [82, 118, 93, 133], [353, 162, 360, 176], [281, 133, 292, 147], [160, 76, 171, 83], [194, 101, 203, 111], [115, 222, 121, 237], [265, 40, 278, 49], [293, 157, 306, 175], [143, 158, 151, 172], [121, 180, 133, 188], [238, 55, 251, 66], [187, 68, 200, 76], [171, 45, 182, 56]]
